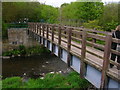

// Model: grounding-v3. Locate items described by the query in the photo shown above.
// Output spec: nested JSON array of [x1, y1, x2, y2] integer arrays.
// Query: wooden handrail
[[112, 38, 120, 43], [28, 22, 120, 70]]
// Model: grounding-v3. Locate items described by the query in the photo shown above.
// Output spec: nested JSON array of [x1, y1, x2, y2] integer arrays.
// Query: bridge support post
[[67, 28, 72, 67], [100, 34, 112, 88], [80, 30, 87, 78]]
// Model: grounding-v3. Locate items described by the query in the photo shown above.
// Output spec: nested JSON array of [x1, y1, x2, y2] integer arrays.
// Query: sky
[[38, 0, 119, 7]]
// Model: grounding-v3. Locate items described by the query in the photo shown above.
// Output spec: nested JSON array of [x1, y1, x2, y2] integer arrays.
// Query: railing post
[[51, 25, 55, 52], [36, 23, 38, 34], [51, 25, 54, 42], [42, 24, 45, 45], [39, 23, 42, 44], [32, 23, 34, 32], [37, 23, 40, 35], [42, 24, 45, 38], [37, 23, 39, 41], [31, 23, 33, 32], [100, 34, 112, 88], [80, 30, 87, 78], [58, 25, 62, 58], [33, 23, 35, 38], [34, 23, 36, 33], [39, 24, 41, 36], [37, 23, 40, 44], [46, 24, 49, 48], [46, 24, 49, 39], [67, 27, 72, 67], [35, 23, 37, 33]]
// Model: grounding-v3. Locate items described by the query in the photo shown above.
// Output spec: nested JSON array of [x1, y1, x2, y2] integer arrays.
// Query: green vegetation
[[2, 1, 119, 39], [2, 72, 90, 88], [2, 21, 8, 39], [0, 81, 2, 90], [60, 1, 119, 31], [61, 2, 103, 22], [2, 45, 50, 56], [99, 3, 119, 31], [2, 2, 58, 39], [2, 2, 58, 23]]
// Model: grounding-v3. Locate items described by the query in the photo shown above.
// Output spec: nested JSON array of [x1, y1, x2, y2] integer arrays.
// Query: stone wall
[[8, 28, 28, 46]]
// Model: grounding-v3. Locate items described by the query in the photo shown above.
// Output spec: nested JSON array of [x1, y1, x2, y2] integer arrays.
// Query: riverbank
[[2, 72, 90, 88], [2, 45, 50, 59]]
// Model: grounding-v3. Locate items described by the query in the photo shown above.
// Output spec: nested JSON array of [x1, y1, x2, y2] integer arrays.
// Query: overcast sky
[[38, 0, 119, 7]]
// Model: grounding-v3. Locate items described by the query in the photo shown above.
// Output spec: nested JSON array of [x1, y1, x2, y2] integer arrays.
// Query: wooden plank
[[61, 33, 67, 38], [111, 49, 120, 56], [87, 33, 106, 41], [100, 34, 112, 88], [110, 60, 120, 67], [112, 38, 120, 43], [86, 41, 104, 50], [86, 49, 103, 59], [72, 30, 82, 37], [71, 36, 82, 42]]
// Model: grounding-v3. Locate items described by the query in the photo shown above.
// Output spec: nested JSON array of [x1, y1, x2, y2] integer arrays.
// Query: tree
[[2, 2, 59, 39], [99, 3, 119, 31], [61, 1, 104, 22]]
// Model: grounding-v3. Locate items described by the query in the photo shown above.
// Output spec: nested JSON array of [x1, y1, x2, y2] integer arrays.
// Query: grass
[[0, 80, 2, 90], [2, 72, 90, 88]]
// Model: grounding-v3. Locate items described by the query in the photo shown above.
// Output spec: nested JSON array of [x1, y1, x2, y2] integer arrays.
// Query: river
[[2, 54, 70, 79]]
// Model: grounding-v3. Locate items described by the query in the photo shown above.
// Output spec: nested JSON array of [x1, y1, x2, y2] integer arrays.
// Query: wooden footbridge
[[27, 22, 120, 88]]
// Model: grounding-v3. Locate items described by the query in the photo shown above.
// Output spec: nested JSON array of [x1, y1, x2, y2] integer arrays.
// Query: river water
[[2, 54, 70, 79]]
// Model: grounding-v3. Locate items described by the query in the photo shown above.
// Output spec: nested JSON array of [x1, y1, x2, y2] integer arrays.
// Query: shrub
[[2, 22, 8, 39], [83, 20, 102, 30], [102, 21, 118, 31]]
